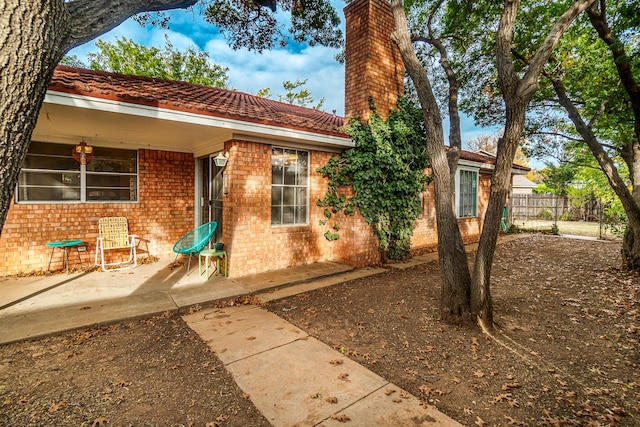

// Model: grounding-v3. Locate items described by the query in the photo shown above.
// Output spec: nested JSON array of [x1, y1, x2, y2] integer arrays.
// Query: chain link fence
[[507, 193, 625, 239]]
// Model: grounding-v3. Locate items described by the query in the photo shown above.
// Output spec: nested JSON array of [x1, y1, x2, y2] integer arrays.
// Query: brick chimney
[[344, 0, 404, 121]]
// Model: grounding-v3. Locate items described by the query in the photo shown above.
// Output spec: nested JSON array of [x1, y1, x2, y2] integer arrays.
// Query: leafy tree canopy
[[202, 0, 342, 51], [62, 35, 230, 88]]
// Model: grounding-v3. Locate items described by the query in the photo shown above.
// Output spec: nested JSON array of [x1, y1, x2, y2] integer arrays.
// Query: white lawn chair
[[95, 217, 137, 271]]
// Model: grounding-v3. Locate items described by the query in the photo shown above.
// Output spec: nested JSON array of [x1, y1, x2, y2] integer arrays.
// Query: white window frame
[[16, 142, 139, 204], [455, 167, 479, 218], [271, 146, 309, 226]]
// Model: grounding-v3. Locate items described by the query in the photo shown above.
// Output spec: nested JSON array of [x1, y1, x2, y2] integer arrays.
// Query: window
[[416, 192, 424, 219], [17, 142, 138, 203], [271, 147, 308, 225], [456, 168, 478, 218]]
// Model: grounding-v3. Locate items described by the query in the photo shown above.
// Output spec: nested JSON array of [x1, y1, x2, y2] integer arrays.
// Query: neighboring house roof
[[50, 66, 348, 139], [512, 175, 537, 188]]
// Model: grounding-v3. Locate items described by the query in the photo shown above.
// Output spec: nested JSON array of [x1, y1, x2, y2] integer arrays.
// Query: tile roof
[[48, 66, 527, 171], [458, 149, 530, 171], [49, 66, 349, 139]]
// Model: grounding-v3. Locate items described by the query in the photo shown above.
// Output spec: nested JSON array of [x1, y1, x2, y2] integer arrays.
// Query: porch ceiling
[[32, 91, 353, 157], [33, 101, 225, 154]]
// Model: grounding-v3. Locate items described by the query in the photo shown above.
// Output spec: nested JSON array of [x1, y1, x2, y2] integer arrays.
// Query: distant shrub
[[538, 209, 553, 220]]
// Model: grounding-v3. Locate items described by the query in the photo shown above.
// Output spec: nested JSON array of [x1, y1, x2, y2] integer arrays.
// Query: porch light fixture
[[72, 141, 94, 165], [213, 152, 228, 168]]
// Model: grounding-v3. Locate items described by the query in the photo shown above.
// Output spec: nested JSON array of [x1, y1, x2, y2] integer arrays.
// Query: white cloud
[[68, 11, 345, 115], [204, 39, 344, 114]]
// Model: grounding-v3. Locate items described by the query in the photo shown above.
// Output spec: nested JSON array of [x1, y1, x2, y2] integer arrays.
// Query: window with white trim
[[271, 147, 309, 225], [17, 142, 138, 203], [455, 168, 478, 218]]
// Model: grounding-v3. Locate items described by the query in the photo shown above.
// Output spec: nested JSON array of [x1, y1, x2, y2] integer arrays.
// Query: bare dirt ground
[[267, 235, 640, 426], [1, 235, 639, 426], [0, 310, 270, 427]]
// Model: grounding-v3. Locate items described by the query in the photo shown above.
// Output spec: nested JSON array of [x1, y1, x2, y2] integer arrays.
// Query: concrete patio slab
[[0, 291, 176, 343], [0, 258, 366, 344], [169, 279, 248, 308], [239, 261, 354, 293], [183, 306, 308, 364]]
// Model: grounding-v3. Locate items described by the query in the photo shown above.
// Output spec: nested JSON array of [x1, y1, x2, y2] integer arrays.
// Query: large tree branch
[[412, 34, 462, 170], [495, 0, 520, 100], [549, 73, 640, 224], [517, 0, 597, 100], [64, 0, 197, 51], [533, 130, 585, 143], [586, 0, 640, 138]]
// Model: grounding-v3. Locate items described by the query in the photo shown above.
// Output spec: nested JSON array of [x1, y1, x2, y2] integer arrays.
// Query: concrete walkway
[[184, 305, 461, 426]]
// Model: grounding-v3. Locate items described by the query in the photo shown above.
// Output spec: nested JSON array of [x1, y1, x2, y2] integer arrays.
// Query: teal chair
[[173, 222, 217, 274]]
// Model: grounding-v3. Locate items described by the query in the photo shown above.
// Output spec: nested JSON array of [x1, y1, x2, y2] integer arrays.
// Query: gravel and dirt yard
[[1, 234, 639, 426]]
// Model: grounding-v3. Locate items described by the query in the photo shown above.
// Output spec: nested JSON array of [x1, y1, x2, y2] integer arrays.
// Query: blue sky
[[68, 3, 499, 146]]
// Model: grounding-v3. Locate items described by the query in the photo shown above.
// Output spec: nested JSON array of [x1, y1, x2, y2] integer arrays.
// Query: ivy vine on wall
[[317, 98, 430, 260]]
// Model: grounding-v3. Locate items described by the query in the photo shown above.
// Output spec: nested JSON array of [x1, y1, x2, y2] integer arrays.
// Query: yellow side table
[[198, 249, 227, 279]]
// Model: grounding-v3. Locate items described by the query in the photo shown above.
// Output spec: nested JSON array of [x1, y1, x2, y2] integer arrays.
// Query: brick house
[[0, 0, 524, 277]]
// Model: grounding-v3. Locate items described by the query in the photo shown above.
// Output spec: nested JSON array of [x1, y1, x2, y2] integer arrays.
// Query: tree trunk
[[0, 2, 70, 236], [586, 1, 640, 269], [0, 0, 197, 237], [468, 0, 596, 330], [390, 0, 472, 322], [470, 104, 526, 328]]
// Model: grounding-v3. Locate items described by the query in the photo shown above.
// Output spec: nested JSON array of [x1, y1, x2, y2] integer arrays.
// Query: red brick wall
[[0, 149, 194, 275], [222, 140, 379, 277], [344, 0, 404, 121], [411, 172, 492, 252], [220, 140, 492, 276], [1, 140, 495, 277]]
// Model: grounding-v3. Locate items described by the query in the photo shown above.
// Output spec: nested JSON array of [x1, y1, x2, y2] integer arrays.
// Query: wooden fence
[[510, 194, 566, 221]]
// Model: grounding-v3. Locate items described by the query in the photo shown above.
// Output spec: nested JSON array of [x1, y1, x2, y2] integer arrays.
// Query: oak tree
[[389, 0, 596, 326]]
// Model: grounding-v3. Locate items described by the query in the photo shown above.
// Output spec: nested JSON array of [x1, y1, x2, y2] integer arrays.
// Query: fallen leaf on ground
[[494, 393, 512, 403], [91, 417, 109, 427], [113, 378, 130, 387], [49, 401, 66, 412], [331, 413, 350, 422], [501, 382, 521, 391]]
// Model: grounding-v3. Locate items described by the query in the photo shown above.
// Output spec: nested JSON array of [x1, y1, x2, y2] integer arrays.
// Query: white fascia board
[[44, 91, 353, 149], [458, 158, 526, 175], [459, 159, 492, 170]]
